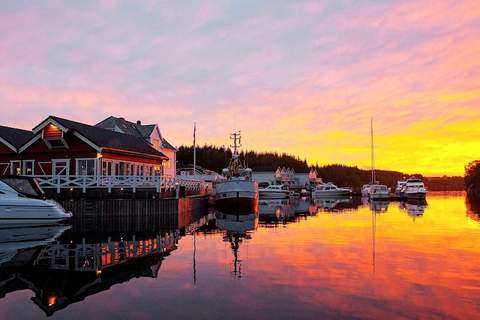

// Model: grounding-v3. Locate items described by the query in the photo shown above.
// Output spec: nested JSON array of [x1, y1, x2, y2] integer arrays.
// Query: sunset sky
[[1, 0, 479, 176]]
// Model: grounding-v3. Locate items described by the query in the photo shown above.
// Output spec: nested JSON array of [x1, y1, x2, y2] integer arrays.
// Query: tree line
[[465, 160, 480, 197], [177, 145, 465, 191]]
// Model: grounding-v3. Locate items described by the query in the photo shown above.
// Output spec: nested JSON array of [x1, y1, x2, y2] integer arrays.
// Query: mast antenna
[[230, 130, 242, 156]]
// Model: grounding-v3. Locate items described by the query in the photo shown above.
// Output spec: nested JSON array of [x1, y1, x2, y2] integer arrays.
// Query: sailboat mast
[[193, 122, 197, 175], [371, 118, 376, 184]]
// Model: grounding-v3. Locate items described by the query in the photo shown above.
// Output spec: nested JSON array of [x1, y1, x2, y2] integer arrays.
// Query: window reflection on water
[[0, 193, 479, 319]]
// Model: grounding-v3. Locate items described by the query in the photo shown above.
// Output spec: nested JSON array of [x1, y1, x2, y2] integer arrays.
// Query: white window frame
[[52, 159, 70, 177], [99, 159, 160, 177], [10, 160, 21, 175], [1, 162, 10, 176], [75, 158, 97, 176], [22, 160, 35, 176]]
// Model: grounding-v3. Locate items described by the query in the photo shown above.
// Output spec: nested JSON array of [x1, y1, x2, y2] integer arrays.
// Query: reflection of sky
[[1, 194, 479, 319], [1, 1, 479, 175]]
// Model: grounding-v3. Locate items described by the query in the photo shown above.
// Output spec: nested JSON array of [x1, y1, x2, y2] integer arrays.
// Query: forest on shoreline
[[177, 145, 465, 191]]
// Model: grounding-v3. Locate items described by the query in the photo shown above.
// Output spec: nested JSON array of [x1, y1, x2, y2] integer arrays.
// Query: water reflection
[[215, 211, 258, 278], [316, 196, 362, 212], [466, 193, 480, 221], [399, 200, 428, 219], [1, 194, 480, 319]]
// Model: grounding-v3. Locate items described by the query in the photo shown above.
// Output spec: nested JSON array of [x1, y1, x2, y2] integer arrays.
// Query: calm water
[[1, 193, 479, 319]]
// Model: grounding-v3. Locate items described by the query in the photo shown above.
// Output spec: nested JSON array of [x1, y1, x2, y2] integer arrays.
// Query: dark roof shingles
[[50, 116, 166, 158], [0, 125, 35, 149]]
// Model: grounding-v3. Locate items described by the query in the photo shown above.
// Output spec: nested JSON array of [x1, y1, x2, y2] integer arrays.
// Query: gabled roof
[[161, 138, 176, 151], [96, 116, 176, 151], [0, 125, 35, 152], [30, 116, 167, 159], [95, 116, 153, 139]]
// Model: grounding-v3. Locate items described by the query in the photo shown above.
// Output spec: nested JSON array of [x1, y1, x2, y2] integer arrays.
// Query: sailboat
[[363, 119, 389, 201], [214, 131, 259, 209]]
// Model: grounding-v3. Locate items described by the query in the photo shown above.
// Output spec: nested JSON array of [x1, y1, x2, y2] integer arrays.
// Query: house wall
[[149, 126, 176, 177], [160, 148, 176, 177], [12, 133, 97, 175]]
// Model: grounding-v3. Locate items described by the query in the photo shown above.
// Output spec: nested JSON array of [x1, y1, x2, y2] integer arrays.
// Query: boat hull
[[215, 180, 259, 210], [370, 193, 390, 201], [0, 204, 72, 225]]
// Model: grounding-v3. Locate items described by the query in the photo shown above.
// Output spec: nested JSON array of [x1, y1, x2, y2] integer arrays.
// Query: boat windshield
[[0, 177, 45, 198]]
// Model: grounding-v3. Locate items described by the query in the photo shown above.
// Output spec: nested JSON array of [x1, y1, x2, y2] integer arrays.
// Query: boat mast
[[370, 118, 376, 185]]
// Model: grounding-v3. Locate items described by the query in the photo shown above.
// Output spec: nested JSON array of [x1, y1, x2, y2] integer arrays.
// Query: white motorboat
[[214, 131, 259, 209], [404, 178, 427, 200], [369, 184, 390, 200], [0, 177, 72, 225], [312, 182, 351, 198], [259, 184, 289, 199]]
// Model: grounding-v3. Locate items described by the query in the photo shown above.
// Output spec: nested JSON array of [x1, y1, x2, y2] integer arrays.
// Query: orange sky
[[1, 1, 479, 176]]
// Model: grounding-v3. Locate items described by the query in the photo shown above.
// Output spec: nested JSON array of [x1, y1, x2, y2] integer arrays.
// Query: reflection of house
[[0, 116, 169, 177], [0, 231, 179, 317], [96, 116, 177, 177]]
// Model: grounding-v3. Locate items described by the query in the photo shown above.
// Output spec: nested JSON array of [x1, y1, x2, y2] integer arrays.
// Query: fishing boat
[[0, 176, 72, 225], [259, 184, 289, 199], [312, 182, 351, 198], [214, 131, 259, 209]]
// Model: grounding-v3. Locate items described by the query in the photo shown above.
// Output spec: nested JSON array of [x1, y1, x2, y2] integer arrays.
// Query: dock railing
[[33, 175, 207, 194]]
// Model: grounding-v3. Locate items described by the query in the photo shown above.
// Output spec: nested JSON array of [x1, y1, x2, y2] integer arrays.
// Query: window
[[52, 160, 70, 177], [10, 161, 21, 175], [102, 160, 112, 176], [22, 160, 35, 176], [76, 159, 96, 176]]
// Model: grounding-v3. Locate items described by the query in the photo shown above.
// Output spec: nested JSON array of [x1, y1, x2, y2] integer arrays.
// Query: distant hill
[[177, 145, 464, 191]]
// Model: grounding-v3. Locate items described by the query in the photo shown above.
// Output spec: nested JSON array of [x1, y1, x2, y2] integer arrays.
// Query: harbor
[[1, 1, 479, 319]]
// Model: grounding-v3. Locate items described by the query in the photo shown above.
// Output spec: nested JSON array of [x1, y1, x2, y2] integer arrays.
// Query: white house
[[96, 116, 177, 177]]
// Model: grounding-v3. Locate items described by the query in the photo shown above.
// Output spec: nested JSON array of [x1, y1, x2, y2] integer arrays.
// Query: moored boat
[[404, 177, 427, 200], [312, 182, 351, 198], [259, 184, 289, 199], [214, 131, 259, 209], [369, 184, 389, 200], [0, 177, 72, 225]]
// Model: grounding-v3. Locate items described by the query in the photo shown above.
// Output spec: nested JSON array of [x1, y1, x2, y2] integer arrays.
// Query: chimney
[[136, 120, 141, 125]]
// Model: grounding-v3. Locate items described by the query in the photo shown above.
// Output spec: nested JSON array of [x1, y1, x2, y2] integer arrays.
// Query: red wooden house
[[0, 116, 168, 179]]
